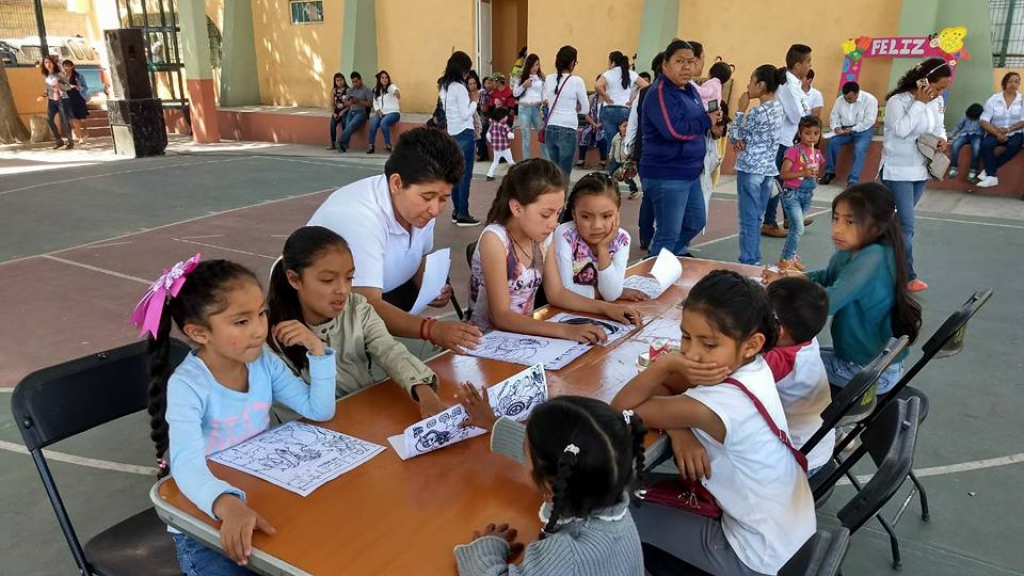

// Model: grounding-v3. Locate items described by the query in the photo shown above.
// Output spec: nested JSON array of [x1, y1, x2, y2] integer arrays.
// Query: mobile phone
[[916, 78, 930, 90], [707, 99, 719, 113]]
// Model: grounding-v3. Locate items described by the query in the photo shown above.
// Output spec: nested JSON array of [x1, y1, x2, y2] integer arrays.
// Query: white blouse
[[440, 82, 477, 136], [512, 74, 544, 105], [373, 84, 400, 115], [881, 92, 946, 182], [980, 91, 1024, 136], [543, 74, 589, 130], [601, 68, 639, 107]]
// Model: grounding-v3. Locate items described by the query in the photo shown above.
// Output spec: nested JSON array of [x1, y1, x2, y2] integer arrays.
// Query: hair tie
[[622, 409, 634, 424], [157, 458, 168, 470], [563, 444, 580, 456], [130, 253, 202, 338]]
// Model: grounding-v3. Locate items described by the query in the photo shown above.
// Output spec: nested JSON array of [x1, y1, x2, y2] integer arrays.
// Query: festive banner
[[838, 27, 971, 94]]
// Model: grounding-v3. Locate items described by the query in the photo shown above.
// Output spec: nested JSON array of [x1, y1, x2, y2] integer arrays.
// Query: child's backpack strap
[[723, 377, 809, 472]]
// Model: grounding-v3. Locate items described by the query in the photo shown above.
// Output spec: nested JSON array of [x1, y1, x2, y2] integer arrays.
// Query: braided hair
[[683, 269, 779, 354], [147, 259, 260, 478], [525, 396, 647, 536]]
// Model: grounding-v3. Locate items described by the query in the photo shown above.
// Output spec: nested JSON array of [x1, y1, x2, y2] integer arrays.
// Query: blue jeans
[[46, 99, 71, 140], [173, 533, 258, 576], [639, 192, 655, 248], [980, 132, 1024, 177], [950, 134, 982, 169], [578, 138, 608, 164], [825, 129, 873, 184], [882, 178, 926, 280], [780, 179, 816, 260], [642, 177, 705, 257], [600, 105, 631, 152], [452, 128, 476, 217], [736, 171, 774, 265], [367, 112, 400, 147], [608, 160, 638, 191], [544, 125, 578, 181], [336, 109, 368, 148], [764, 145, 788, 225], [328, 111, 347, 146], [822, 350, 905, 395], [518, 105, 546, 160]]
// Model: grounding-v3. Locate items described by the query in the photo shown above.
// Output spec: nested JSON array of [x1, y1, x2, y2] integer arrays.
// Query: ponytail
[[751, 64, 787, 94], [609, 50, 630, 90], [146, 310, 173, 478]]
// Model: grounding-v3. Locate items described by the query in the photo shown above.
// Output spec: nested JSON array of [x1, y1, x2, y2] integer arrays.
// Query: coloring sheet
[[210, 421, 384, 497], [466, 330, 579, 367], [410, 248, 451, 315], [389, 364, 547, 460], [544, 313, 637, 370], [623, 248, 683, 299]]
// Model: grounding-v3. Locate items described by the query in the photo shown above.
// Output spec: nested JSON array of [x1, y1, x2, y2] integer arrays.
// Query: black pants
[[382, 279, 419, 312]]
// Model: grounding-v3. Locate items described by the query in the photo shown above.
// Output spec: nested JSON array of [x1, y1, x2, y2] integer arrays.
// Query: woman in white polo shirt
[[595, 50, 648, 149], [544, 45, 600, 180], [308, 127, 483, 354], [880, 58, 951, 294], [977, 71, 1024, 189]]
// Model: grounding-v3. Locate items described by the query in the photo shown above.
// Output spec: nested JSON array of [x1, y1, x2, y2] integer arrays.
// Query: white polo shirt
[[308, 175, 434, 293], [980, 91, 1024, 136]]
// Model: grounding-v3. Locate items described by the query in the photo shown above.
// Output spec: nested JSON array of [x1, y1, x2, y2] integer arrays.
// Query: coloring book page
[[622, 248, 683, 299], [388, 364, 547, 460], [210, 421, 384, 497], [544, 313, 637, 370], [466, 330, 579, 367]]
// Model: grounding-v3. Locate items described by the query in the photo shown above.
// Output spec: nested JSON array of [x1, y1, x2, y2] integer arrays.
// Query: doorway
[[477, 0, 527, 80]]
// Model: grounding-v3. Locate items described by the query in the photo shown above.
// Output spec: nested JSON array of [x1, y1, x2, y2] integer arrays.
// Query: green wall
[[220, 0, 261, 106], [636, 0, 679, 77], [341, 0, 378, 80]]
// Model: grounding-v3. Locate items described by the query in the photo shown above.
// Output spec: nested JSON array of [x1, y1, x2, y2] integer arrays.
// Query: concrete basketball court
[[1, 137, 1022, 575]]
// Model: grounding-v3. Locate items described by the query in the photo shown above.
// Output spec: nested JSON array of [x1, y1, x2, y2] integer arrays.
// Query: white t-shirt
[[685, 357, 816, 575], [307, 175, 434, 293], [601, 68, 640, 107], [544, 74, 589, 130], [763, 338, 834, 471], [805, 87, 824, 112]]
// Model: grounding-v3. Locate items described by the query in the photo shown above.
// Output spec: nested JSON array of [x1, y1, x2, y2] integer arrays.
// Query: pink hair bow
[[130, 253, 201, 338]]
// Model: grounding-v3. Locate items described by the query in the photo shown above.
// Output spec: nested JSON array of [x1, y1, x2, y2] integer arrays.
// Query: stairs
[[84, 108, 111, 138]]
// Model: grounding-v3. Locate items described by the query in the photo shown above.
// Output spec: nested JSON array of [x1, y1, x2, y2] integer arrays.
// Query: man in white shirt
[[821, 82, 879, 186], [802, 69, 824, 117], [763, 44, 813, 239]]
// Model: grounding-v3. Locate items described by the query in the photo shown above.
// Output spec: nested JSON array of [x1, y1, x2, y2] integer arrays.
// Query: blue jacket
[[639, 77, 711, 180]]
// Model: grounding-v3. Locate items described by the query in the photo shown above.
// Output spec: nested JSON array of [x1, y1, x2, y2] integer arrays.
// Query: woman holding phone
[[880, 57, 951, 293]]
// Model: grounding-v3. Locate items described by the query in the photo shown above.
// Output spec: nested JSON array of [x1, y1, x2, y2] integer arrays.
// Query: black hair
[[639, 71, 651, 82], [486, 158, 565, 224], [683, 269, 779, 353], [842, 81, 860, 95], [554, 45, 578, 90], [833, 183, 922, 343], [518, 46, 527, 59], [806, 68, 815, 80], [561, 172, 621, 224], [766, 277, 829, 343], [490, 106, 509, 121], [266, 226, 351, 374], [350, 71, 362, 81], [609, 50, 631, 89], [384, 126, 465, 187], [785, 44, 812, 70], [441, 51, 473, 90], [965, 103, 984, 120], [708, 61, 732, 84], [526, 396, 646, 536], [1001, 71, 1021, 90], [686, 40, 704, 60], [332, 72, 347, 87], [373, 69, 392, 98], [886, 57, 952, 100], [650, 52, 664, 78], [796, 115, 822, 145], [663, 39, 696, 65], [751, 64, 788, 94], [519, 53, 542, 85], [147, 260, 261, 478], [466, 69, 481, 91]]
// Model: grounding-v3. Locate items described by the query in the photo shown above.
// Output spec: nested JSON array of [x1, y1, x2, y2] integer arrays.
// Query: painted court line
[[837, 452, 1024, 486], [41, 255, 152, 285], [916, 215, 1024, 230], [173, 238, 277, 260], [0, 187, 336, 268], [0, 440, 156, 476], [0, 157, 246, 197]]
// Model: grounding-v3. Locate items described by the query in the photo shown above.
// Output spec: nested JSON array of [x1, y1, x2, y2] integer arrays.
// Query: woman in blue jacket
[[639, 39, 721, 257]]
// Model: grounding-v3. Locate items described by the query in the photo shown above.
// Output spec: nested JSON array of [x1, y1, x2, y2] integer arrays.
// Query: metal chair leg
[[909, 470, 930, 520], [844, 468, 902, 569]]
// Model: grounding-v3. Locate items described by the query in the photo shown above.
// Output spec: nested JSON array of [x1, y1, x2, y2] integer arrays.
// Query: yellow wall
[[8, 66, 48, 126], [491, 0, 526, 80], [677, 0, 902, 123], [994, 67, 1024, 92], [376, 0, 475, 112], [251, 0, 343, 107], [527, 0, 643, 91]]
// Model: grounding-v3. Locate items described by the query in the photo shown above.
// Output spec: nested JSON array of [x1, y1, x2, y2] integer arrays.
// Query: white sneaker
[[977, 175, 1000, 188], [977, 170, 988, 180]]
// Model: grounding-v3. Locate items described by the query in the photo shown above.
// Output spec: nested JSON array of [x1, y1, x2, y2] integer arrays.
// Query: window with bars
[[290, 1, 324, 25], [992, 0, 1024, 66]]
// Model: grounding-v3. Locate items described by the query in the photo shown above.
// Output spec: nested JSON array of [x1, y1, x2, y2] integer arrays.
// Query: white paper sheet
[[409, 248, 451, 315], [466, 330, 580, 367], [210, 421, 385, 497], [543, 313, 637, 370], [622, 248, 683, 299], [392, 364, 547, 460]]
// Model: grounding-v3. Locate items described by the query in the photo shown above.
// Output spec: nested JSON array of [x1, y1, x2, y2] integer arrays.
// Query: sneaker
[[326, 145, 336, 150], [977, 176, 999, 188], [760, 223, 786, 238], [948, 167, 959, 178], [967, 169, 978, 182], [819, 172, 836, 185], [455, 214, 481, 227], [337, 145, 347, 153], [977, 170, 988, 180], [907, 279, 929, 293], [628, 190, 642, 200], [486, 176, 495, 181], [452, 212, 459, 223]]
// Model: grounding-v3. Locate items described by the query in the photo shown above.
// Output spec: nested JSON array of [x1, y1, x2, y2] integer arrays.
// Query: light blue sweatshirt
[[166, 348, 336, 519]]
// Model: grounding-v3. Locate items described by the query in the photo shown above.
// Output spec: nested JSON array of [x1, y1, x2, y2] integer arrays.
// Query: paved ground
[[1, 136, 1022, 575]]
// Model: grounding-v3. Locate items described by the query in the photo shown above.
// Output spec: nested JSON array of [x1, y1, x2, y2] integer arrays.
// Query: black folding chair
[[779, 527, 852, 576], [11, 340, 190, 576]]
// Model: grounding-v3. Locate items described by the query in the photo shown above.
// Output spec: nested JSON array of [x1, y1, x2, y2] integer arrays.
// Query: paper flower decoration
[[855, 36, 872, 51], [938, 26, 967, 53], [842, 39, 857, 54]]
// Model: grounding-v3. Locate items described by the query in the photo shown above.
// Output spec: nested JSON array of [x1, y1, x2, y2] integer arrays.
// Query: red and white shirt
[[487, 122, 513, 151], [763, 338, 834, 471]]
